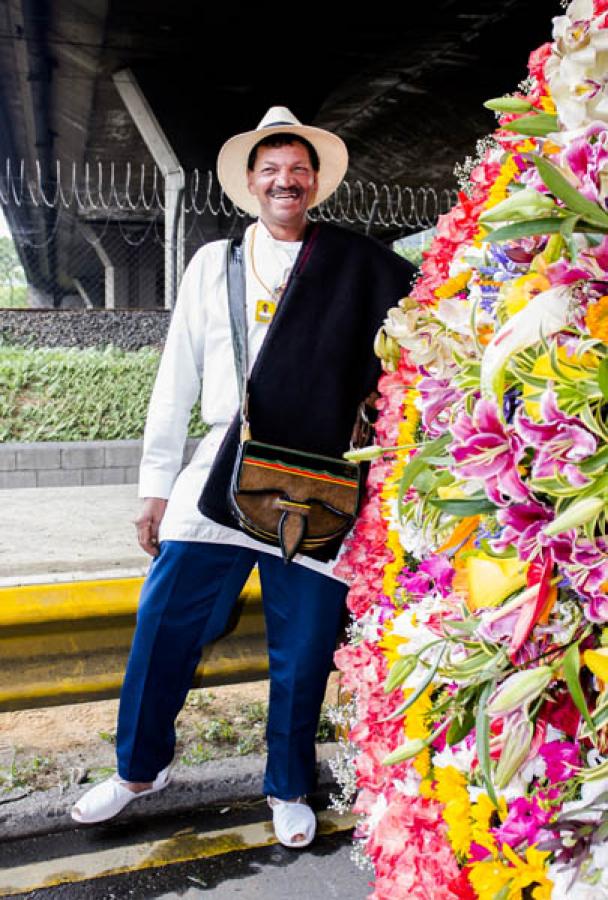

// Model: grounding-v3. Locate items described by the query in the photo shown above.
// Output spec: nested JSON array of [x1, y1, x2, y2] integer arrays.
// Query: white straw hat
[[217, 106, 349, 217]]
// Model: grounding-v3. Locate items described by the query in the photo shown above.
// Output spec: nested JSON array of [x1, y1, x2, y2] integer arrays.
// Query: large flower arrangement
[[333, 2, 608, 898]]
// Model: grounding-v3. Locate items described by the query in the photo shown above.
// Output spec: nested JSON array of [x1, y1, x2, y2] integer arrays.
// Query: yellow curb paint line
[[0, 571, 261, 628], [0, 810, 357, 896]]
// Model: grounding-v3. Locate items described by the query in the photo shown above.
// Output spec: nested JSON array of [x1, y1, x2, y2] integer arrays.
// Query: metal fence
[[0, 161, 457, 310]]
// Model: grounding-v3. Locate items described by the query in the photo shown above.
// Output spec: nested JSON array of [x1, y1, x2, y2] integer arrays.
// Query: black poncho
[[198, 221, 416, 559]]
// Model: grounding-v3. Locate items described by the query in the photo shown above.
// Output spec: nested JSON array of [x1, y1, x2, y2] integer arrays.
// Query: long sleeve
[[138, 248, 207, 499]]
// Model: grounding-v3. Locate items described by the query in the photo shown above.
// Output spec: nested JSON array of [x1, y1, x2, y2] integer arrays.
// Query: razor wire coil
[[0, 159, 457, 232]]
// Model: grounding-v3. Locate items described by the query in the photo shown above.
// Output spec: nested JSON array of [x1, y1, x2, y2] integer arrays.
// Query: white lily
[[548, 2, 608, 130], [480, 285, 572, 407]]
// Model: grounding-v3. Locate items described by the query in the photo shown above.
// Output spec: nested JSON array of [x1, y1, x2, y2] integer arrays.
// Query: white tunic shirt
[[138, 219, 346, 581]]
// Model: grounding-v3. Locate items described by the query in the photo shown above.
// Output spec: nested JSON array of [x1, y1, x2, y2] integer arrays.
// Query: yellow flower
[[500, 272, 551, 317], [584, 647, 608, 683], [539, 94, 556, 114], [522, 346, 599, 419], [454, 552, 528, 611], [434, 269, 471, 300], [502, 844, 553, 900], [437, 484, 468, 500], [514, 138, 538, 154], [378, 622, 408, 668], [468, 858, 513, 900], [585, 295, 608, 342], [434, 765, 472, 858], [470, 793, 508, 858], [474, 155, 519, 245], [404, 686, 432, 778], [380, 388, 420, 602]]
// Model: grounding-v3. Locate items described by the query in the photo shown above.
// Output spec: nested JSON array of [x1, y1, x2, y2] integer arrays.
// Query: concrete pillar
[[80, 225, 129, 309], [112, 68, 185, 309]]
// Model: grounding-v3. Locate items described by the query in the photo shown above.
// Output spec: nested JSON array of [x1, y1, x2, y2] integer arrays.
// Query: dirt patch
[[0, 675, 341, 795]]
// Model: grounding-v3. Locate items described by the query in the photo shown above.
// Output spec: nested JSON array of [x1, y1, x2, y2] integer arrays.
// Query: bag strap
[[226, 238, 251, 440]]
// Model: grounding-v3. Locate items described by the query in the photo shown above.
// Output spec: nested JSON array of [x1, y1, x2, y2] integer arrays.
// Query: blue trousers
[[116, 540, 348, 799]]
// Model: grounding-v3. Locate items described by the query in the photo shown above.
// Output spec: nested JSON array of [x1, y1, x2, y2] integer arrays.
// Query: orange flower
[[585, 295, 608, 342]]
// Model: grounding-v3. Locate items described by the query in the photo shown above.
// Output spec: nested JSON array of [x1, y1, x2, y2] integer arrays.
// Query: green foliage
[[394, 236, 433, 268], [0, 344, 207, 442], [0, 236, 27, 308]]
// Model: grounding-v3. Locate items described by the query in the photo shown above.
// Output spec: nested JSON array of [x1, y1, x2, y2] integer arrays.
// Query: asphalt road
[[0, 796, 372, 900]]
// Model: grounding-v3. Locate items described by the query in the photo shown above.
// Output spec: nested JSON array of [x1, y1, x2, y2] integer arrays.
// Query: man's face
[[247, 142, 318, 232]]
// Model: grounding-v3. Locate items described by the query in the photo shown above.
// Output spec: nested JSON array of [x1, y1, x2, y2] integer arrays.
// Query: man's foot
[[267, 796, 317, 848], [71, 766, 171, 825]]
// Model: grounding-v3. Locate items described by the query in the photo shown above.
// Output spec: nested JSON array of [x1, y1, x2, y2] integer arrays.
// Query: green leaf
[[413, 469, 435, 494], [598, 359, 608, 402], [580, 444, 608, 474], [560, 214, 580, 238], [429, 497, 498, 516], [397, 434, 450, 517], [480, 218, 566, 243], [534, 155, 608, 229], [563, 642, 596, 738], [382, 645, 446, 723], [476, 679, 499, 807], [447, 706, 476, 746], [479, 539, 517, 559], [501, 113, 559, 136]]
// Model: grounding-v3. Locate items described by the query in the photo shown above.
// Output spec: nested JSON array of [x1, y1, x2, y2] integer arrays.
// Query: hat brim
[[217, 123, 349, 217]]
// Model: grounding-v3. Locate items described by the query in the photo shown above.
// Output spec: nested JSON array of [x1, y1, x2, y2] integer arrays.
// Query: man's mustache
[[268, 186, 303, 197]]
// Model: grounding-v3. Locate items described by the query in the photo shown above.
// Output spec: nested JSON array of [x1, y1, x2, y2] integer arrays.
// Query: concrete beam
[[112, 68, 184, 309]]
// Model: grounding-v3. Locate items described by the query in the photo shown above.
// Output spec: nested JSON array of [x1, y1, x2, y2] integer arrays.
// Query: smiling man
[[71, 107, 415, 848]]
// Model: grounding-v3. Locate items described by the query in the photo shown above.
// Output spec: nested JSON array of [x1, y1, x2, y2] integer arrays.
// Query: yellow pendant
[[255, 299, 277, 324]]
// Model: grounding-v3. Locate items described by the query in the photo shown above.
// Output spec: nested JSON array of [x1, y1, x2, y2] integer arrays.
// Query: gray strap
[[226, 239, 249, 426]]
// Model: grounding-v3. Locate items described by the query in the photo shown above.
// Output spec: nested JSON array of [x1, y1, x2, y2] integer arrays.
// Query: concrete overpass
[[0, 0, 557, 307]]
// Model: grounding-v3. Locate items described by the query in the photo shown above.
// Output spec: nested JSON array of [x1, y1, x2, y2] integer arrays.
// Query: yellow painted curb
[[0, 570, 264, 710], [0, 809, 356, 895], [0, 570, 261, 627]]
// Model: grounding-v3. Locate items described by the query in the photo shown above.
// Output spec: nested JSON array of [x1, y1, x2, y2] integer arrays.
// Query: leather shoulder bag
[[226, 238, 371, 563]]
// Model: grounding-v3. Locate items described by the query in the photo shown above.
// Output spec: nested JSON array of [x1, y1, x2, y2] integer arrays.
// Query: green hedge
[[0, 345, 207, 442]]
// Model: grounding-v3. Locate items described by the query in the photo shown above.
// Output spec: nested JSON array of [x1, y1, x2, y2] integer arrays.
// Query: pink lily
[[418, 377, 462, 438], [450, 400, 528, 505], [515, 388, 596, 487], [493, 499, 574, 562]]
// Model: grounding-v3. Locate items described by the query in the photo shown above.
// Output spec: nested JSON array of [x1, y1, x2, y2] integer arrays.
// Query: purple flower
[[562, 122, 608, 205], [547, 235, 608, 286], [418, 377, 462, 438], [398, 556, 454, 599], [515, 388, 596, 487], [493, 498, 573, 562], [586, 594, 608, 623], [476, 608, 521, 645], [563, 536, 608, 620], [419, 555, 454, 596], [397, 571, 430, 597], [493, 793, 555, 848], [539, 740, 580, 783], [450, 400, 528, 506]]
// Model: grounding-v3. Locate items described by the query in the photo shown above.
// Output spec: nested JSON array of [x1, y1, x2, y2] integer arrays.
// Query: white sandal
[[267, 795, 317, 848], [71, 766, 171, 825]]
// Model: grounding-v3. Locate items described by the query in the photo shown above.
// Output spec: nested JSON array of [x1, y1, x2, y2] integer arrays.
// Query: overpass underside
[[0, 0, 556, 308]]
